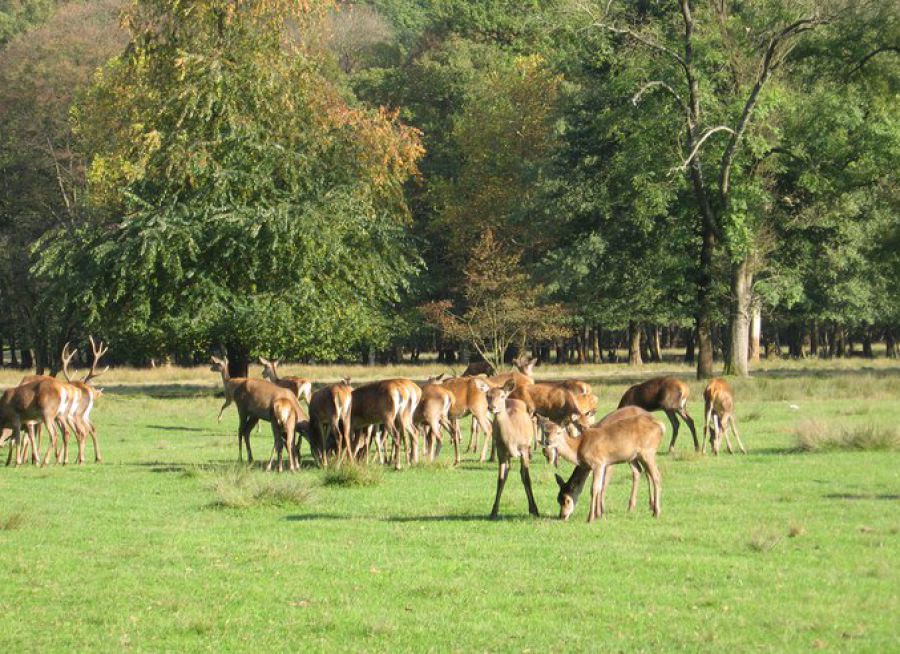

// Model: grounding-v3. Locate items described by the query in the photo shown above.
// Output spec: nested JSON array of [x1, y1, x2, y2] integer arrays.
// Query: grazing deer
[[484, 380, 540, 519], [541, 406, 650, 497], [554, 412, 665, 522], [308, 378, 353, 466], [414, 374, 454, 462], [349, 379, 419, 470], [210, 355, 304, 468], [440, 376, 493, 464], [703, 378, 746, 455], [618, 376, 698, 452], [0, 378, 72, 467], [259, 357, 312, 405]]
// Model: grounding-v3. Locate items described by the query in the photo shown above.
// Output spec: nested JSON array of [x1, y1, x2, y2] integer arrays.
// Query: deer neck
[[554, 431, 581, 465], [565, 465, 591, 504]]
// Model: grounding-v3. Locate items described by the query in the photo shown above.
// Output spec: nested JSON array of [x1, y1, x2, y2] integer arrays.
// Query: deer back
[[576, 413, 665, 467]]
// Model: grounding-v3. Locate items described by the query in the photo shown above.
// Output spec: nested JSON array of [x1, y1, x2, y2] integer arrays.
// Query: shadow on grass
[[145, 424, 210, 432], [102, 384, 217, 399], [824, 493, 900, 501], [384, 514, 540, 523], [285, 513, 352, 522]]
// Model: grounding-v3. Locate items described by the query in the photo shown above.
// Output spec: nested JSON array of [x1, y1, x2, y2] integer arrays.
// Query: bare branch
[[673, 126, 735, 173], [719, 15, 828, 199], [632, 80, 689, 119], [588, 20, 688, 77], [846, 46, 900, 78]]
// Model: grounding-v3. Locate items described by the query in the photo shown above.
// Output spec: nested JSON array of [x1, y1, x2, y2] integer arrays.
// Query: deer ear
[[555, 473, 565, 488], [474, 380, 490, 393], [503, 379, 516, 392], [570, 413, 581, 424], [587, 409, 596, 418]]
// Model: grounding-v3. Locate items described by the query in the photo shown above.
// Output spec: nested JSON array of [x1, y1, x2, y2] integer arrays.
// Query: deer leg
[[451, 418, 462, 465], [467, 416, 478, 453], [265, 424, 278, 472], [730, 416, 747, 454], [89, 422, 102, 463], [477, 415, 493, 463], [644, 454, 661, 517], [588, 464, 606, 523], [41, 418, 59, 467], [627, 462, 642, 512], [520, 454, 539, 517], [665, 409, 680, 452], [489, 460, 510, 519], [341, 418, 353, 464], [680, 408, 699, 451], [702, 402, 713, 454], [243, 417, 258, 464], [599, 463, 614, 518], [217, 398, 231, 423], [718, 414, 734, 454]]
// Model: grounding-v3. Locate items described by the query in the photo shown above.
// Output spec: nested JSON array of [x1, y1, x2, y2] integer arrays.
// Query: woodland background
[[0, 0, 898, 377]]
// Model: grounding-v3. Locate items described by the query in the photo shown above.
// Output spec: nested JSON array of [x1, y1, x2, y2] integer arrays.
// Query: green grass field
[[1, 362, 898, 652]]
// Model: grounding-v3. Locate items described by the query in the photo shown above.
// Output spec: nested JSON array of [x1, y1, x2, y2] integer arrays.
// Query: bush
[[322, 462, 383, 488], [207, 465, 314, 509], [793, 421, 900, 452]]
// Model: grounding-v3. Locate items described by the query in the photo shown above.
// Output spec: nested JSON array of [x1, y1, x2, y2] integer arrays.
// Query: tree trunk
[[862, 328, 873, 358], [724, 260, 752, 376], [696, 226, 715, 378], [628, 321, 643, 366], [810, 320, 819, 358], [10, 337, 18, 367], [886, 328, 897, 359], [21, 347, 31, 370], [226, 342, 250, 378], [788, 324, 803, 358], [749, 307, 761, 363], [647, 326, 662, 362], [592, 327, 601, 363], [684, 327, 695, 363]]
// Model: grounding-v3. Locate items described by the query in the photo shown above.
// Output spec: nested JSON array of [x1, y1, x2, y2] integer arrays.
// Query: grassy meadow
[[1, 359, 898, 652]]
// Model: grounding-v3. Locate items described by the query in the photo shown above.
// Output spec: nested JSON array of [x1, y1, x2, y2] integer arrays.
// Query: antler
[[60, 342, 78, 382], [83, 335, 110, 384]]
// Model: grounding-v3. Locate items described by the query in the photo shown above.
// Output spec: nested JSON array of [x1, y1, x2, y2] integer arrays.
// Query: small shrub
[[748, 529, 782, 552], [322, 463, 383, 488], [794, 421, 900, 452], [788, 525, 805, 538], [1, 510, 26, 531], [207, 464, 313, 508]]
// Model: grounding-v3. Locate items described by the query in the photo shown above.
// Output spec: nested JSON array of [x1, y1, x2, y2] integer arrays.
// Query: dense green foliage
[[0, 0, 897, 370]]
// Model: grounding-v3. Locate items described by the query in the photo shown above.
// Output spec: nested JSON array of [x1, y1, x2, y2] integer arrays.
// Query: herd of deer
[[0, 339, 746, 522], [210, 354, 746, 522], [0, 338, 108, 467]]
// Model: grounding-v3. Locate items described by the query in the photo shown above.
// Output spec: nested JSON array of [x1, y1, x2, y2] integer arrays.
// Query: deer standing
[[554, 412, 665, 522], [259, 357, 312, 405], [703, 378, 746, 455], [308, 378, 353, 466], [414, 375, 454, 462], [465, 356, 537, 456], [59, 338, 108, 464], [210, 355, 304, 469], [618, 376, 698, 452], [0, 378, 72, 466], [349, 379, 419, 469], [440, 376, 492, 464], [484, 380, 540, 519]]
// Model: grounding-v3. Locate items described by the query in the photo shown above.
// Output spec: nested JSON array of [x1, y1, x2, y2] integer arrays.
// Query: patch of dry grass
[[322, 462, 383, 487], [793, 421, 900, 452], [206, 464, 314, 508]]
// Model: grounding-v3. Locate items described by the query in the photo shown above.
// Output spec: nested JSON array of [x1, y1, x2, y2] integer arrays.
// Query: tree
[[33, 0, 423, 374], [421, 230, 566, 370]]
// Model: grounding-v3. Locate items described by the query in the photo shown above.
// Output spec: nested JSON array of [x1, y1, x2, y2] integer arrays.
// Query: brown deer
[[266, 396, 302, 472], [349, 379, 419, 470], [308, 378, 353, 466], [59, 338, 108, 464], [545, 379, 593, 397], [509, 383, 597, 425], [541, 405, 650, 496], [486, 355, 538, 389], [441, 376, 493, 464], [484, 379, 540, 519], [618, 376, 698, 452], [210, 355, 304, 468], [414, 374, 454, 462], [17, 342, 94, 465], [0, 378, 73, 466], [554, 412, 665, 522], [259, 357, 312, 405], [703, 378, 746, 455]]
